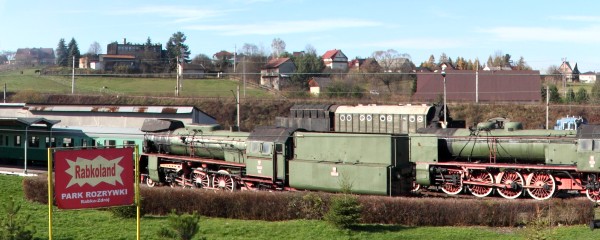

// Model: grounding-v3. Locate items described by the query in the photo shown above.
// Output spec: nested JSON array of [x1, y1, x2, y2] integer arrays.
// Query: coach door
[[275, 143, 286, 183]]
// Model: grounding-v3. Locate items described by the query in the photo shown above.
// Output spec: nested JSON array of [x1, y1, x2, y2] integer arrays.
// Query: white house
[[260, 58, 296, 90], [322, 49, 348, 71], [580, 71, 597, 84]]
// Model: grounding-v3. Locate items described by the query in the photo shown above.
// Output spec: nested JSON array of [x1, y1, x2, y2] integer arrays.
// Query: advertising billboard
[[54, 148, 134, 209]]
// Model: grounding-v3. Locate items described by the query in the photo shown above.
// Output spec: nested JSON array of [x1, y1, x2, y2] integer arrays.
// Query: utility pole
[[546, 85, 549, 130], [233, 45, 237, 73], [475, 66, 479, 103], [231, 86, 240, 131], [176, 56, 179, 97], [237, 85, 240, 131], [71, 56, 75, 94], [243, 56, 246, 97]]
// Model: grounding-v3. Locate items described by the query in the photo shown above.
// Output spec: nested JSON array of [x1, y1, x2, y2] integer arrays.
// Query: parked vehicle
[[139, 114, 600, 202]]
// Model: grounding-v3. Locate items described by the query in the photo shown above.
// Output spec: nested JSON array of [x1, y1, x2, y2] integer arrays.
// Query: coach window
[[123, 140, 135, 148], [46, 137, 56, 148], [81, 139, 88, 149], [14, 135, 21, 147], [0, 134, 3, 146], [105, 140, 116, 148], [62, 138, 73, 147], [29, 136, 40, 148]]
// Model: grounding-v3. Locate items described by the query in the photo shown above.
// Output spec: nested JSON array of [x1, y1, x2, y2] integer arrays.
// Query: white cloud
[[357, 38, 467, 50], [184, 19, 382, 35], [110, 6, 236, 23], [481, 26, 600, 43], [553, 15, 600, 22]]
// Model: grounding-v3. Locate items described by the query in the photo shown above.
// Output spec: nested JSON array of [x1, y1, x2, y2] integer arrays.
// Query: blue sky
[[1, 0, 600, 73]]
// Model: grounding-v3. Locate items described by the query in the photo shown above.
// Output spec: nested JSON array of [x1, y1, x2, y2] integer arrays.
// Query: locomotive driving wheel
[[411, 182, 421, 192], [212, 170, 236, 191], [586, 175, 600, 203], [496, 170, 524, 199], [586, 188, 600, 203], [145, 177, 156, 187], [192, 171, 210, 188], [467, 170, 494, 198], [441, 170, 463, 195], [526, 172, 556, 200]]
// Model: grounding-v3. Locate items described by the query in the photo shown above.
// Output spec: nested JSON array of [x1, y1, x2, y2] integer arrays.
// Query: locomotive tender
[[139, 104, 600, 202]]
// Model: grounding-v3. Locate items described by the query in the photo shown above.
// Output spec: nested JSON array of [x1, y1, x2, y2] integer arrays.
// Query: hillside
[[2, 68, 597, 130]]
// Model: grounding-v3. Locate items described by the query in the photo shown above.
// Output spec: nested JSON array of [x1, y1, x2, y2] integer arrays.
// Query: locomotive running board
[[141, 153, 246, 167], [418, 161, 578, 171]]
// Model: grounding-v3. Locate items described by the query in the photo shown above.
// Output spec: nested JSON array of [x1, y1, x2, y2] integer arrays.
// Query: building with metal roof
[[413, 70, 541, 103], [0, 104, 217, 129]]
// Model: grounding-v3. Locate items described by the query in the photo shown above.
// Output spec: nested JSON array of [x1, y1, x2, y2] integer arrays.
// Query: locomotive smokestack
[[123, 38, 126, 44]]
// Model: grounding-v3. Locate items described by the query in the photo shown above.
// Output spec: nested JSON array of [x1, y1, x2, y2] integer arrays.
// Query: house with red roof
[[260, 57, 296, 90], [322, 49, 348, 71], [308, 77, 332, 96]]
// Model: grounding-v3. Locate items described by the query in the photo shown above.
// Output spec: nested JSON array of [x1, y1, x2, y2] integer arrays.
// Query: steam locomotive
[[138, 104, 600, 202]]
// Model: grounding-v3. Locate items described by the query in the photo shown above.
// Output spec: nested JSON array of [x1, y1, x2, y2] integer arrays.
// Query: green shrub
[[324, 194, 362, 229], [158, 210, 202, 240], [0, 197, 36, 240]]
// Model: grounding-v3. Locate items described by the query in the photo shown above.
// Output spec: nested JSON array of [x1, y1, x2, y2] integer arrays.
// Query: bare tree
[[271, 38, 286, 58], [371, 49, 414, 92], [241, 43, 259, 56], [438, 53, 448, 64], [305, 44, 317, 55], [545, 65, 561, 84], [88, 41, 103, 55]]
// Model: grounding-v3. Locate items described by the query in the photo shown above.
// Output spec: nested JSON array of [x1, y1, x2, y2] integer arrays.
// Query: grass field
[[0, 68, 272, 98], [1, 175, 600, 240]]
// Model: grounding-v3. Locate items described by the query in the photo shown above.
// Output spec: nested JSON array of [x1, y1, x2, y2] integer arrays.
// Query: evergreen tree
[[591, 80, 600, 103], [516, 56, 531, 70], [166, 32, 191, 72], [55, 38, 68, 66], [575, 88, 589, 103], [549, 85, 561, 103], [66, 38, 81, 68], [291, 52, 324, 88], [565, 88, 575, 103]]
